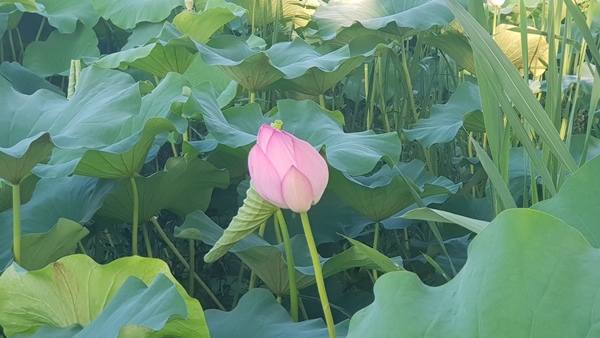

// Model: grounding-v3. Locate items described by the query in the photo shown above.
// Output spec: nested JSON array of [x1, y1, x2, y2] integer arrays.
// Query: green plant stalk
[[35, 17, 46, 42], [376, 56, 391, 133], [519, 0, 529, 79], [300, 212, 336, 338], [492, 6, 499, 36], [130, 176, 140, 256], [319, 94, 326, 108], [275, 209, 299, 322], [250, 91, 256, 104], [232, 263, 246, 309], [249, 221, 268, 289], [12, 183, 21, 265], [400, 40, 418, 123], [8, 30, 16, 62], [189, 239, 195, 296], [142, 223, 153, 258], [364, 63, 372, 129], [151, 216, 226, 310], [77, 241, 86, 254], [372, 221, 380, 280], [15, 28, 24, 61]]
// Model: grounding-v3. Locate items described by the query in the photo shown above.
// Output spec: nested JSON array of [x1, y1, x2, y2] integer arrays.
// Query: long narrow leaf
[[470, 136, 518, 210], [446, 0, 579, 174]]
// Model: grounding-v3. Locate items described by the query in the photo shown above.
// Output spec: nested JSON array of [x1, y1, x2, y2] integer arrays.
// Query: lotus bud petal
[[248, 124, 328, 213], [487, 0, 505, 7]]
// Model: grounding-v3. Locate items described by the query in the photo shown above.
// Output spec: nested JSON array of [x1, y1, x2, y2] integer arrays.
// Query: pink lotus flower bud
[[248, 123, 328, 213], [487, 0, 505, 7]]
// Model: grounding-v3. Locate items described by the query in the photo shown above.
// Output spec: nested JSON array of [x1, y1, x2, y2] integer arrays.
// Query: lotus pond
[[1, 0, 600, 337]]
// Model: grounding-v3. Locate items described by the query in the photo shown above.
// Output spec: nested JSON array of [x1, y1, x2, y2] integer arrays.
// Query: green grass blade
[[470, 136, 518, 210], [446, 0, 579, 174]]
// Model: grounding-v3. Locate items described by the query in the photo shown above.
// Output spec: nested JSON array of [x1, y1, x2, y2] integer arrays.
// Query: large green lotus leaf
[[274, 100, 401, 175], [184, 89, 264, 146], [36, 71, 190, 178], [0, 67, 139, 168], [0, 61, 64, 95], [0, 176, 115, 270], [0, 0, 36, 11], [205, 288, 349, 338], [404, 81, 482, 148], [0, 66, 141, 150], [190, 95, 401, 176], [268, 38, 369, 95], [569, 134, 600, 165], [19, 218, 89, 271], [178, 211, 399, 295], [36, 0, 100, 34], [182, 55, 237, 108], [122, 22, 165, 50], [0, 132, 53, 184], [41, 117, 177, 179], [347, 208, 600, 337], [95, 24, 198, 78], [494, 24, 549, 77], [313, 0, 458, 41], [97, 157, 228, 223], [0, 174, 38, 212], [91, 0, 181, 30], [0, 11, 7, 37], [22, 23, 100, 77], [194, 35, 285, 91], [173, 0, 246, 44], [0, 255, 209, 337], [329, 159, 460, 222], [532, 155, 600, 247], [423, 30, 476, 74]]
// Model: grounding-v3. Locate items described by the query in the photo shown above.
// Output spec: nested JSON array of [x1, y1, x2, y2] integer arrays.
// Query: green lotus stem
[[276, 209, 299, 322], [300, 212, 336, 338], [492, 6, 499, 36], [130, 176, 140, 256], [372, 222, 380, 281], [376, 56, 391, 133], [35, 17, 46, 42], [249, 221, 268, 289], [319, 94, 326, 108], [142, 223, 153, 258], [400, 41, 418, 123], [232, 263, 246, 309], [12, 183, 21, 265], [364, 63, 372, 129], [189, 239, 195, 296], [250, 91, 256, 104], [8, 29, 16, 61], [77, 241, 86, 254], [151, 216, 226, 310], [15, 29, 24, 60]]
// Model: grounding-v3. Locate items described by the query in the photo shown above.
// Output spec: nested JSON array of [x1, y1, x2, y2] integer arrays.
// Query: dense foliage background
[[1, 0, 600, 336]]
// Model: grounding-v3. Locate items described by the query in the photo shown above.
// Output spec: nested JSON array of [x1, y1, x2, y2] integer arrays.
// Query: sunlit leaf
[[0, 255, 208, 337]]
